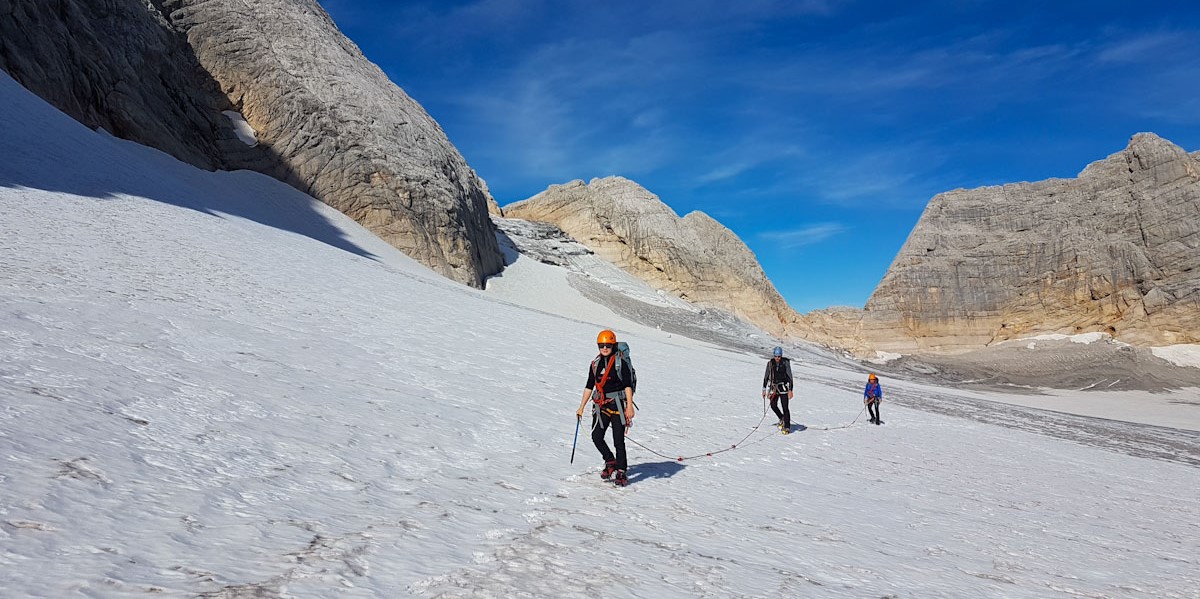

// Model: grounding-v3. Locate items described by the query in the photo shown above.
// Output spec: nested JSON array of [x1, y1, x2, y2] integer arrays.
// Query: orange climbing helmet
[[597, 329, 617, 345], [868, 373, 878, 381]]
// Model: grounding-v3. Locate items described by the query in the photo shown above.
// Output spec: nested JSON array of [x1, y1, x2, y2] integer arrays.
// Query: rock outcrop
[[855, 133, 1200, 353], [503, 177, 803, 336], [0, 0, 503, 287], [0, 0, 238, 170]]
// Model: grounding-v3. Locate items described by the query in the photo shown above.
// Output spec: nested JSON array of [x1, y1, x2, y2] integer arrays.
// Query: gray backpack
[[616, 341, 637, 393]]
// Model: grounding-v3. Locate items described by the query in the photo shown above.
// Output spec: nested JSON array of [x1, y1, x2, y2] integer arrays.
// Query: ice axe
[[570, 415, 581, 463]]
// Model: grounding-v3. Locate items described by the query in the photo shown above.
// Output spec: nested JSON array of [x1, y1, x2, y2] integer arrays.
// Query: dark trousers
[[867, 399, 880, 422], [769, 391, 790, 428], [591, 408, 627, 470]]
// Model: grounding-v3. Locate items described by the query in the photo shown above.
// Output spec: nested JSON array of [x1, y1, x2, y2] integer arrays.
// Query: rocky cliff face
[[0, 0, 503, 287], [0, 0, 239, 170], [857, 133, 1200, 353], [503, 177, 803, 336]]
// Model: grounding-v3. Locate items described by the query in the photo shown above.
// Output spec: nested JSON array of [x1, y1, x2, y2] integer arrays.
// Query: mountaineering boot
[[600, 459, 617, 480], [613, 470, 628, 487], [875, 420, 884, 425]]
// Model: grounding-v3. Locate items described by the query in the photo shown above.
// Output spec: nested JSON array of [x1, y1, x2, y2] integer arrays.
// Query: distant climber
[[864, 373, 883, 425], [762, 346, 794, 434]]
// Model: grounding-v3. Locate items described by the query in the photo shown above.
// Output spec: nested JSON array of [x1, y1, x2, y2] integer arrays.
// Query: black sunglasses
[[598, 343, 615, 349]]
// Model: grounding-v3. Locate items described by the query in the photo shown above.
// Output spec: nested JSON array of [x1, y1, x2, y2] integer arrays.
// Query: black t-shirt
[[585, 354, 634, 393]]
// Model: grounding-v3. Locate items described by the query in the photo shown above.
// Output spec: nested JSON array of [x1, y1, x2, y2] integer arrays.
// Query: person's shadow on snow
[[627, 461, 684, 484]]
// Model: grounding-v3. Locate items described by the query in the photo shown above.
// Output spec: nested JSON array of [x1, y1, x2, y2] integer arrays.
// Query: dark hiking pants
[[591, 404, 628, 471], [769, 391, 790, 429]]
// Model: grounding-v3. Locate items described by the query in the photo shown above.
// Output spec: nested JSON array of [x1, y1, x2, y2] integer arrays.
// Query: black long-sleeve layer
[[763, 357, 793, 388]]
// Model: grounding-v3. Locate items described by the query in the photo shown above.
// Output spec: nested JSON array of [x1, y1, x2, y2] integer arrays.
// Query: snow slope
[[2, 71, 1200, 598]]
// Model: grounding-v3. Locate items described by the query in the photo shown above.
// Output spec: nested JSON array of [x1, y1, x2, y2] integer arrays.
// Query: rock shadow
[[0, 1, 379, 262]]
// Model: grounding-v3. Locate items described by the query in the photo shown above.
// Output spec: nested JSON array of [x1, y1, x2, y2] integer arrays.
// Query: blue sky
[[319, 0, 1200, 312]]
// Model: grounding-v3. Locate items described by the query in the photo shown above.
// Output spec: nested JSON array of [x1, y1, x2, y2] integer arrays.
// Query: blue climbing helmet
[[772, 346, 783, 357]]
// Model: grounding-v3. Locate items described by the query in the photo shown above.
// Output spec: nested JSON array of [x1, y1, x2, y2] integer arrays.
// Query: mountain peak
[[864, 132, 1200, 353], [503, 178, 802, 336]]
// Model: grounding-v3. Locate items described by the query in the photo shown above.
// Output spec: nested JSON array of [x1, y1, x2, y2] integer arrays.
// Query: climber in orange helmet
[[576, 329, 636, 486], [864, 373, 883, 425]]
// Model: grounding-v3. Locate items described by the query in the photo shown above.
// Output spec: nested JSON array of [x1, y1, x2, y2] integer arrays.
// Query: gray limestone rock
[[859, 133, 1200, 353], [163, 0, 503, 287], [492, 216, 803, 358], [503, 177, 804, 336], [0, 0, 503, 287], [0, 0, 239, 169]]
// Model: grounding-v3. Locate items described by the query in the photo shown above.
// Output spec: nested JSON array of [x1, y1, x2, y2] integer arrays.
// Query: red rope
[[625, 394, 776, 462], [625, 397, 869, 461], [806, 405, 867, 431]]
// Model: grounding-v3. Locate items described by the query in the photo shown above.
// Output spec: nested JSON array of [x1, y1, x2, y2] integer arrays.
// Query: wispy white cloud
[[693, 141, 807, 185], [1095, 31, 1188, 64], [436, 30, 708, 191], [759, 223, 845, 248], [703, 139, 950, 213], [740, 35, 1082, 104], [812, 153, 930, 204], [696, 162, 757, 184]]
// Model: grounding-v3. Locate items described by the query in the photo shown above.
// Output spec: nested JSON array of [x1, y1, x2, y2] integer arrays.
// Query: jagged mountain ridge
[[842, 132, 1200, 354], [490, 216, 819, 359], [503, 177, 805, 338]]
